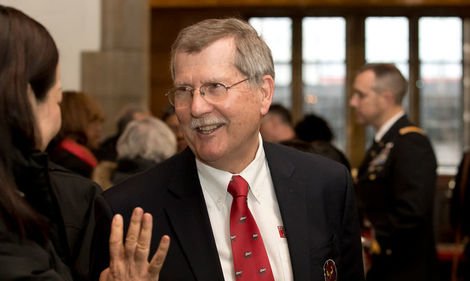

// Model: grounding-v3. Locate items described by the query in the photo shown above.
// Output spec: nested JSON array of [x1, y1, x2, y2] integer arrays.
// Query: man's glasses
[[166, 78, 250, 108]]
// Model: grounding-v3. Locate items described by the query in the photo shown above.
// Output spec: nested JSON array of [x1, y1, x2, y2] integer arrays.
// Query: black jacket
[[0, 151, 101, 281], [112, 157, 156, 185], [93, 143, 365, 281], [451, 152, 470, 236], [356, 115, 438, 281]]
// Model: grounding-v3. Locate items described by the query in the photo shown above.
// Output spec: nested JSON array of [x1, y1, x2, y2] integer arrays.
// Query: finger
[[148, 235, 170, 276], [134, 213, 153, 264], [125, 207, 144, 260], [99, 268, 110, 281], [109, 215, 125, 276]]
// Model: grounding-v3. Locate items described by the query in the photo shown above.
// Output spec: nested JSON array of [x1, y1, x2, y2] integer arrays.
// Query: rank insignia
[[323, 259, 337, 281]]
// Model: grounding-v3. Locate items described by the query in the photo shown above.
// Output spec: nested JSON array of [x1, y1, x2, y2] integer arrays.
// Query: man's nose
[[349, 95, 358, 107], [190, 90, 213, 117]]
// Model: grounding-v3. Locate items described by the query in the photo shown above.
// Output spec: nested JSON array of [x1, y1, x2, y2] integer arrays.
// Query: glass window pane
[[250, 17, 292, 107], [366, 17, 409, 63], [302, 17, 346, 150], [303, 18, 345, 62], [274, 63, 292, 107], [419, 18, 462, 62], [419, 17, 462, 174]]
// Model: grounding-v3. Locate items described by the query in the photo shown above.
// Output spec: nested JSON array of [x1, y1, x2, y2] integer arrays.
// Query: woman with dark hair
[[49, 91, 104, 178], [0, 5, 168, 281]]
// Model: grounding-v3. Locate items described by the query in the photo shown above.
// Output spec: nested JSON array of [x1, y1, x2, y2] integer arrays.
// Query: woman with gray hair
[[112, 117, 176, 184]]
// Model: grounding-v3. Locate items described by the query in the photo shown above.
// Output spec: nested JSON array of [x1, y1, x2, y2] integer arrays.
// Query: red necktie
[[228, 175, 275, 280]]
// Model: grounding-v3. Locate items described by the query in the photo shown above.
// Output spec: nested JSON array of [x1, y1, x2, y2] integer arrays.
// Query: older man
[[350, 63, 438, 281], [95, 18, 364, 281]]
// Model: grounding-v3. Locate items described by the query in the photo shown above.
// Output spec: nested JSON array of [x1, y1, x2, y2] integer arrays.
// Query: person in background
[[93, 17, 364, 281], [48, 91, 104, 178], [350, 63, 438, 281], [295, 113, 333, 143], [450, 151, 470, 281], [0, 6, 169, 281], [260, 103, 295, 143], [96, 104, 150, 162], [93, 117, 176, 189], [281, 139, 351, 170], [294, 113, 350, 170], [162, 105, 187, 153]]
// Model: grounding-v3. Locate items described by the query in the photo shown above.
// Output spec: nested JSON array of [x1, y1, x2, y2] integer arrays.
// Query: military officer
[[350, 63, 438, 281]]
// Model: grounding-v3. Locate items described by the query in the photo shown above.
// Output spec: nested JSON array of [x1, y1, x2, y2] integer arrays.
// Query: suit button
[[369, 174, 376, 181]]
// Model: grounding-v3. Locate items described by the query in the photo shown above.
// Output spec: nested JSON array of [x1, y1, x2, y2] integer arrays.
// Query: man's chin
[[194, 148, 223, 165], [354, 116, 366, 125]]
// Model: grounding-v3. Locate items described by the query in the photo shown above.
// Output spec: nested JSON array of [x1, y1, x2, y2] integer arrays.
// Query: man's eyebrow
[[353, 88, 365, 96], [174, 82, 193, 87]]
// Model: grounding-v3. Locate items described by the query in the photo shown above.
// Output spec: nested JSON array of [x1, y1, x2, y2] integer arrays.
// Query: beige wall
[[0, 0, 101, 91]]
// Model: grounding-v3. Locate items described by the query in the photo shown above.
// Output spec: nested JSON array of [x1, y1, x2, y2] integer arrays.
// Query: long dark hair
[[0, 6, 58, 244]]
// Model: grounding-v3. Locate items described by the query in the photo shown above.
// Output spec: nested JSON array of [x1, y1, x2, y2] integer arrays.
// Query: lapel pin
[[323, 259, 337, 281]]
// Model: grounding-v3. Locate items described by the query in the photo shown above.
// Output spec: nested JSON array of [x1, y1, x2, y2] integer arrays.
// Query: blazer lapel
[[165, 150, 225, 281], [264, 143, 311, 280]]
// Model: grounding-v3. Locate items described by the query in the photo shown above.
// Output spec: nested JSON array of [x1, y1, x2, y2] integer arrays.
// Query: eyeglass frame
[[165, 77, 250, 107]]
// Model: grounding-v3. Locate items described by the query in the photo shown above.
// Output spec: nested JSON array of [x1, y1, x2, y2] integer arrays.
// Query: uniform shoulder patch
[[399, 126, 424, 136]]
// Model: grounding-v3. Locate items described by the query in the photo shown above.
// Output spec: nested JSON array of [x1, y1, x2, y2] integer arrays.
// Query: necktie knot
[[228, 175, 248, 198]]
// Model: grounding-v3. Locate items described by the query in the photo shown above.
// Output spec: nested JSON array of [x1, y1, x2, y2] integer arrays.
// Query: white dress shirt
[[197, 135, 294, 281], [375, 110, 405, 142]]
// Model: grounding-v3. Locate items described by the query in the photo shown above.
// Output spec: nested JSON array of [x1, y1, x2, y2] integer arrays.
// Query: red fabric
[[228, 175, 274, 281], [58, 138, 98, 168]]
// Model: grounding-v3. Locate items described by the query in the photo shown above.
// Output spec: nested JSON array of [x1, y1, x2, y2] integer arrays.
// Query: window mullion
[[463, 18, 470, 150], [291, 16, 303, 123], [409, 16, 420, 125]]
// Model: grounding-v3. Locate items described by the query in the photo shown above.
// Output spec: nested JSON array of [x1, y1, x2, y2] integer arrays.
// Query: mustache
[[190, 117, 227, 129]]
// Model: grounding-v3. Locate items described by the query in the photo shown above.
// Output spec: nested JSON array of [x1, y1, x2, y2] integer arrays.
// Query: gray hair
[[170, 18, 275, 86], [117, 117, 176, 163], [357, 63, 408, 104]]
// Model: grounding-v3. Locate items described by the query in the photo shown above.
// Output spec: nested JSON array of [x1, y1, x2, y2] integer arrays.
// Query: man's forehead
[[173, 41, 239, 82], [356, 70, 376, 83], [176, 37, 236, 58]]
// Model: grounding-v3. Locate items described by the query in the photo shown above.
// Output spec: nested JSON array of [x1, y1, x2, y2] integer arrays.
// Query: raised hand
[[100, 207, 170, 281]]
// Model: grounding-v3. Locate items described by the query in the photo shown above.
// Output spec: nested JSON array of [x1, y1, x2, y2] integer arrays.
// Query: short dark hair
[[268, 103, 292, 125], [295, 114, 333, 142], [357, 63, 408, 104]]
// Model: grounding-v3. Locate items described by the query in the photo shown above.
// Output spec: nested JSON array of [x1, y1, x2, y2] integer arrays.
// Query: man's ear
[[259, 75, 274, 116], [380, 90, 396, 106]]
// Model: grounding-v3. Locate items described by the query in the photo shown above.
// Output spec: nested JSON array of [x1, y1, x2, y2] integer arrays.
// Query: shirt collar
[[375, 110, 405, 142], [196, 134, 266, 206]]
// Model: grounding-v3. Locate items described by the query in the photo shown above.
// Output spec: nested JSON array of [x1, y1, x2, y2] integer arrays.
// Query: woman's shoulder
[[48, 161, 101, 220]]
